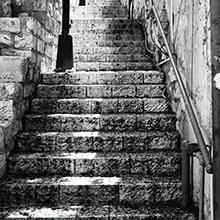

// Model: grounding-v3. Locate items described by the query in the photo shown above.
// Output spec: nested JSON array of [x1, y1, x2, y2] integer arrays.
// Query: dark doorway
[[79, 0, 86, 6]]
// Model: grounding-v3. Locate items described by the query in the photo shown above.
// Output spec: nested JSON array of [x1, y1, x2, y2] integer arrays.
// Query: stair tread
[[1, 174, 181, 185], [8, 152, 181, 161], [18, 131, 179, 136], [0, 205, 197, 219], [25, 113, 175, 117]]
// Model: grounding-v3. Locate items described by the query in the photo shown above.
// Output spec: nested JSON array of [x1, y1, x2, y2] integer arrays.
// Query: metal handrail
[[150, 1, 213, 174]]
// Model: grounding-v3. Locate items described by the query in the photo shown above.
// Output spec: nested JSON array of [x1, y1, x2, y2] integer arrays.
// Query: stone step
[[71, 19, 142, 31], [41, 71, 164, 85], [23, 114, 176, 132], [72, 39, 145, 47], [73, 46, 146, 54], [16, 131, 180, 153], [74, 61, 154, 71], [72, 40, 145, 48], [0, 175, 181, 207], [0, 205, 197, 219], [36, 84, 165, 99], [30, 98, 171, 114], [71, 28, 142, 35], [7, 152, 181, 177], [72, 33, 143, 42], [71, 6, 128, 19], [73, 54, 148, 63]]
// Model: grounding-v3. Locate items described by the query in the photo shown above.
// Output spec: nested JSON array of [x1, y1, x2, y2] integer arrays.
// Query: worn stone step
[[30, 98, 171, 114], [37, 84, 165, 99], [71, 19, 142, 31], [0, 175, 181, 207], [73, 54, 148, 63], [23, 114, 176, 132], [71, 28, 141, 35], [72, 33, 143, 42], [0, 205, 197, 219], [73, 39, 145, 47], [41, 71, 165, 85], [74, 61, 154, 71], [7, 152, 181, 177], [73, 46, 146, 54], [16, 131, 180, 153]]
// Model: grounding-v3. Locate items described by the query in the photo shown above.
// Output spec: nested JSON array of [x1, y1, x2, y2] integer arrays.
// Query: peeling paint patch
[[214, 73, 220, 89]]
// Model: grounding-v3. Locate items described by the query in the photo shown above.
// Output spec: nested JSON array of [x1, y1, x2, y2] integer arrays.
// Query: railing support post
[[55, 0, 73, 72]]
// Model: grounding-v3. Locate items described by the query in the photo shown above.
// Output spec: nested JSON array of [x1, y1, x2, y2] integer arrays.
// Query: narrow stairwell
[[0, 0, 197, 219]]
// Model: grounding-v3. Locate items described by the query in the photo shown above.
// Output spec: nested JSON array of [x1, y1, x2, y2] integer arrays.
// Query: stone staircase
[[0, 0, 197, 219]]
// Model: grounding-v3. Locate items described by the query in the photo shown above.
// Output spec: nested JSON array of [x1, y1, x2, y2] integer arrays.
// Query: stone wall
[[120, 0, 213, 219], [0, 0, 62, 178]]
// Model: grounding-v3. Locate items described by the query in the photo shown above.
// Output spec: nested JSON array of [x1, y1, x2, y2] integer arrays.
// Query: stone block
[[41, 73, 66, 85], [23, 83, 35, 98], [118, 99, 143, 113], [0, 0, 12, 17], [144, 99, 171, 113], [120, 184, 154, 205], [35, 182, 59, 205], [37, 85, 87, 99], [113, 85, 136, 98], [0, 83, 23, 103], [154, 181, 182, 203], [14, 34, 35, 49], [136, 85, 165, 98], [0, 56, 28, 83], [93, 134, 123, 152], [136, 114, 176, 131], [0, 32, 14, 47], [57, 99, 90, 114], [75, 154, 130, 176], [7, 154, 42, 175], [41, 157, 75, 176], [91, 99, 118, 113], [144, 71, 165, 84], [87, 85, 112, 98], [0, 18, 20, 33], [100, 115, 136, 132]]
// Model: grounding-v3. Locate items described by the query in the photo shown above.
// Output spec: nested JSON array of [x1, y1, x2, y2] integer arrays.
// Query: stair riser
[[72, 40, 145, 47], [23, 115, 176, 132], [71, 20, 141, 31], [73, 47, 146, 55], [17, 132, 180, 153], [73, 54, 148, 63], [41, 71, 165, 85], [75, 62, 154, 71], [30, 99, 171, 114], [71, 9, 128, 19], [0, 182, 181, 207], [71, 29, 142, 35], [72, 34, 143, 42], [7, 154, 181, 177], [37, 85, 165, 99]]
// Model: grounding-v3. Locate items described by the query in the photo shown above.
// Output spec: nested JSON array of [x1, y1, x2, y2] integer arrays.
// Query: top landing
[[70, 0, 128, 20]]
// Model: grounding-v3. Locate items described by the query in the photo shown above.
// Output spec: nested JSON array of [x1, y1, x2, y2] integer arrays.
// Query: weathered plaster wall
[[0, 0, 62, 178], [120, 0, 212, 219]]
